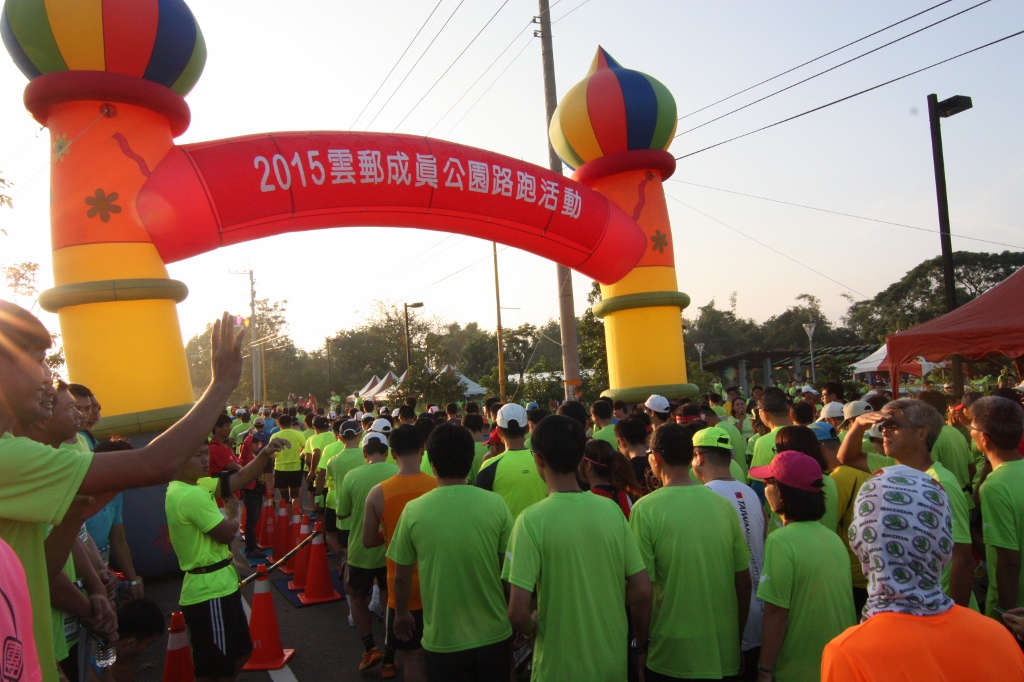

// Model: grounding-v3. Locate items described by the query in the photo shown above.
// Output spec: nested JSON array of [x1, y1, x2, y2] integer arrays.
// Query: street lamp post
[[694, 343, 705, 373], [803, 322, 817, 384], [404, 302, 423, 372], [927, 93, 972, 396]]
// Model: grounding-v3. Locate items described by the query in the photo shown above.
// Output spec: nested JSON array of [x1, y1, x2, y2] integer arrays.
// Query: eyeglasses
[[968, 425, 987, 436], [878, 421, 918, 433]]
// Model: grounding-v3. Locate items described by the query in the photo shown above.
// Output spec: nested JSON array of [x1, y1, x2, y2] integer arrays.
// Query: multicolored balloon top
[[1, 0, 206, 96], [550, 47, 676, 169]]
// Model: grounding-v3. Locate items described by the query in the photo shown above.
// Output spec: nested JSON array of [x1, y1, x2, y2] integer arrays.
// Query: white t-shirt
[[705, 478, 765, 651]]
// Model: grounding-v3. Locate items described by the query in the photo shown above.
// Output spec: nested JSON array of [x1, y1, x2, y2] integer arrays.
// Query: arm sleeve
[[756, 536, 793, 608], [622, 514, 646, 578], [729, 508, 751, 572], [820, 640, 863, 682], [629, 504, 657, 582], [337, 475, 353, 517], [982, 482, 1018, 550], [386, 509, 416, 566], [942, 479, 972, 545], [497, 499, 514, 554], [475, 459, 498, 491], [502, 514, 539, 591], [111, 494, 123, 526], [180, 487, 227, 534], [0, 439, 93, 525]]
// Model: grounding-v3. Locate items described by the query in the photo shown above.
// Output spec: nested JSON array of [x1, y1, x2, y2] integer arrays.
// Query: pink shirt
[[0, 538, 42, 682]]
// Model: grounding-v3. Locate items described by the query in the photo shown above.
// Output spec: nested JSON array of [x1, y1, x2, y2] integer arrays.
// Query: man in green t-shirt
[[701, 406, 748, 481], [317, 420, 362, 555], [632, 423, 751, 680], [837, 402, 977, 609], [971, 397, 1024, 618], [270, 415, 307, 502], [748, 387, 793, 502], [461, 413, 490, 484], [389, 422, 514, 680], [166, 437, 285, 679], [503, 415, 652, 682], [0, 304, 250, 682], [590, 399, 618, 448], [303, 415, 336, 488], [337, 432, 398, 672], [474, 404, 547, 518]]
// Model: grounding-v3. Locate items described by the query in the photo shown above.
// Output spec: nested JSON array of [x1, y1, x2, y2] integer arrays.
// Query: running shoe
[[359, 647, 384, 671], [381, 662, 398, 678]]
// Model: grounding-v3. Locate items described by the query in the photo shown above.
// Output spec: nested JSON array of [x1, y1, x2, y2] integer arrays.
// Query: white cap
[[818, 402, 845, 420], [801, 385, 819, 394], [370, 418, 393, 434], [362, 432, 388, 447], [842, 401, 874, 425], [428, 406, 439, 413], [496, 403, 528, 429], [866, 423, 883, 439], [235, 408, 246, 415], [380, 406, 392, 415], [644, 395, 670, 413], [355, 411, 365, 420]]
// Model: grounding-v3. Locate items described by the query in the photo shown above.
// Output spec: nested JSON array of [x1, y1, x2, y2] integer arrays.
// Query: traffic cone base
[[257, 494, 274, 549], [271, 500, 290, 565], [287, 515, 311, 591], [244, 565, 296, 671], [298, 522, 341, 605], [161, 611, 194, 682]]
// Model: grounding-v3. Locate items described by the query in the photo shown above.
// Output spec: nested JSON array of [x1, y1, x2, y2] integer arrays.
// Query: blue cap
[[527, 402, 539, 410], [340, 420, 361, 437], [252, 430, 270, 443], [808, 422, 839, 442]]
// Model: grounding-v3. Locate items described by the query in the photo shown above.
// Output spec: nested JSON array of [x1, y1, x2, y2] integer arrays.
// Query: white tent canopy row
[[850, 345, 949, 376], [353, 366, 486, 400], [347, 375, 380, 401]]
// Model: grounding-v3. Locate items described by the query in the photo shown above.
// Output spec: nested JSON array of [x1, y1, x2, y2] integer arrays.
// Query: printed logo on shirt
[[886, 541, 904, 557], [883, 491, 912, 506], [912, 536, 931, 553], [882, 514, 908, 531], [917, 511, 939, 529]]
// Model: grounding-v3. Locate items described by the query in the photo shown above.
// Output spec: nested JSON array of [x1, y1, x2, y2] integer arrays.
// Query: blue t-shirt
[[85, 494, 123, 563]]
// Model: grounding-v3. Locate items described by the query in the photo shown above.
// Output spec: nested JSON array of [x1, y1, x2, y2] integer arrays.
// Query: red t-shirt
[[208, 440, 239, 476], [238, 436, 258, 491], [0, 539, 42, 682]]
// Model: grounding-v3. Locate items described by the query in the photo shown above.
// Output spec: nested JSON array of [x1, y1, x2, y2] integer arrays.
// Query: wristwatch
[[758, 663, 773, 675], [630, 638, 649, 654]]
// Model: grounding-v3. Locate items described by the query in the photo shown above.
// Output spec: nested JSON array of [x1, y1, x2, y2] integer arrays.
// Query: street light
[[803, 323, 817, 384], [404, 302, 423, 372], [694, 343, 705, 372], [928, 93, 972, 396]]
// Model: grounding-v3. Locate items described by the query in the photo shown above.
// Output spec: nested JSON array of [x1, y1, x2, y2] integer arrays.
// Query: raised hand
[[210, 312, 246, 391]]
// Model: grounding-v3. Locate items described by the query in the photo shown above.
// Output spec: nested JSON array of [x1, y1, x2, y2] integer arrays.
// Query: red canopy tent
[[886, 266, 1024, 377]]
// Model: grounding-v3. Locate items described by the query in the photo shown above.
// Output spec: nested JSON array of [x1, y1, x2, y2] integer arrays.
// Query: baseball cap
[[362, 432, 388, 447], [866, 423, 884, 439], [252, 430, 270, 443], [235, 408, 246, 416], [644, 395, 670, 413], [841, 401, 873, 427], [370, 418, 393, 434], [497, 403, 528, 429], [801, 385, 819, 395], [354, 411, 365, 420], [486, 428, 502, 446], [748, 450, 824, 492], [340, 420, 361, 437], [818, 402, 845, 421], [380, 406, 391, 415], [692, 426, 731, 449], [807, 422, 839, 442], [526, 401, 539, 411]]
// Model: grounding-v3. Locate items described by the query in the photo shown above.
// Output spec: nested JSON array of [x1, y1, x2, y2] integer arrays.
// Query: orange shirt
[[381, 472, 437, 610], [822, 606, 1024, 681]]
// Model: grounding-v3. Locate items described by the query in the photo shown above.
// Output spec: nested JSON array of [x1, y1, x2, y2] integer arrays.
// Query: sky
[[1, 0, 1022, 354]]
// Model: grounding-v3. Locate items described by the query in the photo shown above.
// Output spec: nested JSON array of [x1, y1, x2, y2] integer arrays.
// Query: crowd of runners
[[5, 300, 1024, 682]]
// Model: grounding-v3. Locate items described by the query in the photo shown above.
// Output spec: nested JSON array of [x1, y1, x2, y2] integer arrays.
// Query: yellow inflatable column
[[29, 78, 196, 435], [550, 47, 697, 402]]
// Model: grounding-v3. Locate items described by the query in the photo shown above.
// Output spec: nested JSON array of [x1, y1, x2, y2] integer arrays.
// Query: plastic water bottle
[[92, 634, 117, 668]]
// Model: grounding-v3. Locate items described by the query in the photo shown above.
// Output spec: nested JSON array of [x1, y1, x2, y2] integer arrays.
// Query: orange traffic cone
[[242, 565, 296, 670], [271, 500, 290, 565], [280, 502, 301, 575], [287, 515, 311, 591], [257, 493, 274, 549], [161, 611, 194, 682], [299, 522, 341, 605]]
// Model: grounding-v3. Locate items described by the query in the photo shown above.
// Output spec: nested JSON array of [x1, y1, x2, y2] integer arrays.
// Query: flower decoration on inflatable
[[1, 0, 206, 96], [549, 47, 677, 169]]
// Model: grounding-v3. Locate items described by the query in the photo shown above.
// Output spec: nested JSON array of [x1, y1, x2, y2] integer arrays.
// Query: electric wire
[[397, 244, 510, 302], [674, 0, 993, 138], [677, 0, 958, 121], [669, 180, 1024, 250], [10, 111, 106, 198], [444, 37, 534, 137], [350, 0, 446, 129], [363, 0, 469, 131], [665, 192, 870, 298], [552, 0, 595, 23], [674, 27, 1024, 161], [392, 0, 514, 132]]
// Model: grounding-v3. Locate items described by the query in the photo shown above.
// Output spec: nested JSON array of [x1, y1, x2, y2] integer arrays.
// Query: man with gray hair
[[836, 399, 977, 609], [821, 466, 1024, 680]]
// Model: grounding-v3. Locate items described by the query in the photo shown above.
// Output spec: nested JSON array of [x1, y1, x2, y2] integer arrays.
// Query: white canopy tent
[[851, 345, 948, 376], [363, 372, 401, 400], [348, 375, 380, 402]]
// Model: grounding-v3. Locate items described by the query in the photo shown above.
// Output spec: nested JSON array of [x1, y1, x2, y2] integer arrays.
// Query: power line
[[674, 0, 993, 138], [552, 0, 595, 23], [363, 0, 468, 130], [11, 110, 107, 198], [674, 27, 1024, 161], [398, 244, 510, 301], [392, 0, 514, 132], [350, 0, 446, 129], [677, 0, 957, 121], [665, 192, 870, 298], [444, 37, 535, 137], [669, 180, 1024, 250]]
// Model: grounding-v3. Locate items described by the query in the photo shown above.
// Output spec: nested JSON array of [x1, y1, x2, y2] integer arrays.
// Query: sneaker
[[381, 662, 398, 678], [369, 598, 385, 620], [359, 647, 383, 671]]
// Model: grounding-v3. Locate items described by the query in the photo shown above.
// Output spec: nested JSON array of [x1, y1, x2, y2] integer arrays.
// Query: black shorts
[[274, 470, 303, 490], [347, 564, 387, 596], [337, 529, 350, 549], [385, 607, 424, 650], [423, 636, 512, 682], [645, 668, 738, 682], [323, 506, 337, 533], [181, 591, 253, 678]]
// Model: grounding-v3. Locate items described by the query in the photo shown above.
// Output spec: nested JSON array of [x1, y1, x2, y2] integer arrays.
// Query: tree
[[578, 281, 609, 402], [3, 261, 39, 304], [504, 323, 539, 386], [684, 297, 763, 359], [517, 357, 564, 406], [458, 327, 497, 381], [844, 251, 1024, 344], [0, 172, 11, 236], [760, 294, 859, 350]]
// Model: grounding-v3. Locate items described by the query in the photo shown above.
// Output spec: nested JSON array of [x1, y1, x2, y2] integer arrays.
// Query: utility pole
[[536, 0, 581, 402], [927, 93, 972, 396], [230, 268, 261, 404], [493, 242, 507, 401]]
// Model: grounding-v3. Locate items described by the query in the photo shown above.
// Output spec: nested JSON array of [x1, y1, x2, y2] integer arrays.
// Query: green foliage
[[578, 281, 609, 402], [814, 354, 855, 384], [3, 262, 39, 303], [390, 366, 466, 407], [516, 357, 564, 406]]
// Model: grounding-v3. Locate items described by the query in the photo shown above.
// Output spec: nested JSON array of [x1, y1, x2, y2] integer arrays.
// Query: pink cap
[[748, 450, 823, 492]]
